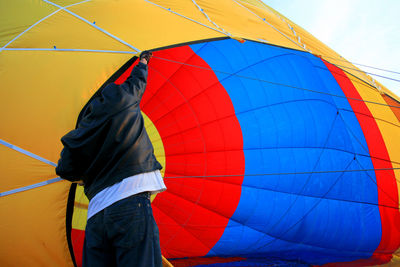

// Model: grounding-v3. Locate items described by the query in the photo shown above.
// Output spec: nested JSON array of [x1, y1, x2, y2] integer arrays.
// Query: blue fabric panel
[[189, 39, 381, 265]]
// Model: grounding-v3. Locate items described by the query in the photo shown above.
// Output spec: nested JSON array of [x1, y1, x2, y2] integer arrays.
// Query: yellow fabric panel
[[0, 146, 56, 192], [238, 0, 338, 54], [0, 0, 58, 47], [348, 74, 400, 209], [0, 181, 73, 267], [196, 0, 299, 49], [68, 0, 223, 51], [7, 10, 132, 52], [143, 112, 166, 202], [238, 0, 346, 61], [236, 1, 304, 48], [162, 256, 174, 267], [74, 185, 89, 207], [143, 112, 166, 177], [239, 0, 270, 10], [0, 50, 131, 163], [72, 205, 87, 231], [147, 0, 222, 31], [2, 1, 399, 265], [72, 186, 88, 231], [51, 0, 86, 7]]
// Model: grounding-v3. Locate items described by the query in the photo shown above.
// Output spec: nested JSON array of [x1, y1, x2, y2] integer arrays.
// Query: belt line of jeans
[[134, 191, 151, 199]]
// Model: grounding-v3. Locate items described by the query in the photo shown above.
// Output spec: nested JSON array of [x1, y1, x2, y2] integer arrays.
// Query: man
[[56, 51, 166, 267]]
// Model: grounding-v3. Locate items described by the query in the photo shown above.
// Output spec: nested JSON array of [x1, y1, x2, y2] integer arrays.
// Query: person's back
[[56, 52, 165, 267]]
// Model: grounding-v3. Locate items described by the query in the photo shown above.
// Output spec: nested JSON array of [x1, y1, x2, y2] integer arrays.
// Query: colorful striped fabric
[[1, 1, 399, 266]]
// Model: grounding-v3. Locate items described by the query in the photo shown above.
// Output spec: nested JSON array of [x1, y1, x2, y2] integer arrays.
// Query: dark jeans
[[82, 193, 162, 267]]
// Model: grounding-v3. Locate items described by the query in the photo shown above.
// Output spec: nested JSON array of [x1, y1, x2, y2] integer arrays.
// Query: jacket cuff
[[138, 62, 148, 69]]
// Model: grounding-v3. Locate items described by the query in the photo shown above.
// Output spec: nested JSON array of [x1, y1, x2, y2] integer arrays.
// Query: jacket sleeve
[[55, 146, 83, 182], [55, 129, 87, 182], [122, 62, 148, 100]]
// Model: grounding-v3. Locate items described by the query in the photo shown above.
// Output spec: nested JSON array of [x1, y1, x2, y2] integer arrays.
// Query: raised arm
[[123, 51, 153, 100]]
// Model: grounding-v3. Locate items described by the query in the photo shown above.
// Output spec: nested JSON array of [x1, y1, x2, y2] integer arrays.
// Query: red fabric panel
[[115, 46, 245, 258], [324, 61, 400, 265], [71, 229, 85, 267], [147, 46, 245, 258]]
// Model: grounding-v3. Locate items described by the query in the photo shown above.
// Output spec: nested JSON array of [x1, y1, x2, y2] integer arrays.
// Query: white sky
[[263, 0, 400, 98]]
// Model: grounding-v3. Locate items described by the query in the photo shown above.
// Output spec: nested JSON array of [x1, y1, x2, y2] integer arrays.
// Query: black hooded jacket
[[56, 62, 162, 200]]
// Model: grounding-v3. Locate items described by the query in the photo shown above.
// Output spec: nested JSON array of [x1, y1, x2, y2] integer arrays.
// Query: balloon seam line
[[0, 0, 91, 52], [160, 167, 383, 255], [333, 63, 400, 83], [235, 1, 399, 91], [355, 159, 399, 211], [247, 113, 340, 250], [237, 0, 385, 75], [336, 110, 400, 183], [0, 177, 62, 197], [163, 172, 399, 210], [152, 201, 216, 251], [0, 139, 57, 166], [152, 55, 400, 109], [256, 159, 355, 252], [162, 168, 400, 179], [319, 54, 400, 75], [191, 0, 232, 36], [242, 0, 400, 76], [3, 48, 136, 54], [41, 0, 140, 53], [143, 0, 228, 37], [231, 0, 306, 51]]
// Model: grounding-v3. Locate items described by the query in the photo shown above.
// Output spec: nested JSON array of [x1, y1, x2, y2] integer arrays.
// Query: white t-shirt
[[87, 170, 166, 220]]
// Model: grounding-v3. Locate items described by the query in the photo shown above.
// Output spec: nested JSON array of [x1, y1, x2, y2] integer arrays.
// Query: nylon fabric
[[191, 39, 382, 264], [0, 0, 58, 47], [0, 51, 132, 163], [2, 1, 400, 266], [149, 0, 223, 32], [196, 0, 298, 49], [67, 0, 223, 51], [7, 8, 134, 52], [0, 177, 62, 197], [0, 145, 58, 193], [0, 181, 73, 267], [145, 45, 245, 258]]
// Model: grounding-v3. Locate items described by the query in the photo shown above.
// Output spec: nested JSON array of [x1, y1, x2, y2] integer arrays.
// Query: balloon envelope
[[1, 1, 400, 266]]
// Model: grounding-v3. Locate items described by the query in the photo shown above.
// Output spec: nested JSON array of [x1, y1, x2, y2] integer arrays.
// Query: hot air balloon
[[1, 1, 400, 266]]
